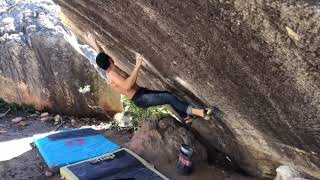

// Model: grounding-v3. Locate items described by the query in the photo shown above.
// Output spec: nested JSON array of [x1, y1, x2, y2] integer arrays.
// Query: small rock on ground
[[40, 116, 52, 122], [44, 170, 53, 177], [54, 115, 62, 125], [40, 112, 49, 117], [0, 129, 7, 133], [11, 117, 24, 123], [18, 121, 28, 127], [27, 114, 38, 118]]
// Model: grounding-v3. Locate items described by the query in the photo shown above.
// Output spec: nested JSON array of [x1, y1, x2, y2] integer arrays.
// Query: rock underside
[[55, 0, 320, 178]]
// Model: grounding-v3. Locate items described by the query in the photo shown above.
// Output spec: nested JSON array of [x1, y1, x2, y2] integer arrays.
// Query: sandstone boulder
[[55, 0, 320, 178], [0, 0, 122, 116]]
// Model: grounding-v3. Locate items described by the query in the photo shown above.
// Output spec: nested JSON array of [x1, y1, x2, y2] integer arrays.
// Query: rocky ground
[[0, 107, 263, 180]]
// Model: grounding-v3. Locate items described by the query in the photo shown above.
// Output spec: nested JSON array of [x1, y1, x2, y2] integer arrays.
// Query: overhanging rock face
[[55, 0, 320, 178]]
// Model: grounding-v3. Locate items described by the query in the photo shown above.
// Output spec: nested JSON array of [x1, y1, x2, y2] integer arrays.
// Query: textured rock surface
[[55, 0, 320, 178], [125, 117, 207, 166], [0, 0, 122, 116]]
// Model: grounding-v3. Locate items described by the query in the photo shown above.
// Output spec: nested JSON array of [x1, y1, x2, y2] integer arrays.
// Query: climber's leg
[[132, 88, 212, 121]]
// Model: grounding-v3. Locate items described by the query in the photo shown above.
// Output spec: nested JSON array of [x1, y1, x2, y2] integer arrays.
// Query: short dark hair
[[96, 52, 111, 70]]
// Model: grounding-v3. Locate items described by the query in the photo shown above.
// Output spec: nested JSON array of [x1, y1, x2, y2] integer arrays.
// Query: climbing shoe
[[204, 108, 213, 121]]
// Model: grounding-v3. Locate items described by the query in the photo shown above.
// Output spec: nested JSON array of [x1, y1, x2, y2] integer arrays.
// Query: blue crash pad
[[33, 128, 119, 170]]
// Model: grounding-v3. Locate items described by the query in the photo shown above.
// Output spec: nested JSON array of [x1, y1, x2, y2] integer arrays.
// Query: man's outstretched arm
[[125, 55, 142, 88], [108, 55, 143, 90]]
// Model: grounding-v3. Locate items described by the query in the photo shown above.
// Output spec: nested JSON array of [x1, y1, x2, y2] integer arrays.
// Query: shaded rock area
[[55, 0, 320, 178], [125, 117, 264, 180], [126, 117, 207, 165], [0, 0, 122, 116]]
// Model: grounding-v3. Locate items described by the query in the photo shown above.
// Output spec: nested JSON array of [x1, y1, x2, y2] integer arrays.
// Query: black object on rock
[[176, 144, 193, 175]]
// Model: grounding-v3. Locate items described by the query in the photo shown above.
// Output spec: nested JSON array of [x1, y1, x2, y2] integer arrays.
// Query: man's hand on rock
[[87, 32, 97, 44], [86, 32, 104, 53], [135, 54, 143, 68]]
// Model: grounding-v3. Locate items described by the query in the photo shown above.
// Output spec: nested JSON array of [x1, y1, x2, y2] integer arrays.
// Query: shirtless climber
[[86, 33, 212, 124]]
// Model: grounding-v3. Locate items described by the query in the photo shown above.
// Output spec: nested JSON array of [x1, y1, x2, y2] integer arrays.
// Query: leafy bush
[[121, 96, 171, 128], [0, 98, 36, 113], [0, 98, 6, 107]]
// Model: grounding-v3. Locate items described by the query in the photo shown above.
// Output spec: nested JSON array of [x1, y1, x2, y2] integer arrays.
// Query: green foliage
[[0, 98, 36, 113], [121, 96, 171, 128], [0, 98, 6, 107]]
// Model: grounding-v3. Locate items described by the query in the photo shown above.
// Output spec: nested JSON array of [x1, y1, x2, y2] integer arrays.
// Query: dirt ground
[[0, 110, 264, 180]]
